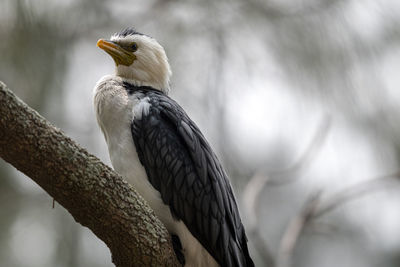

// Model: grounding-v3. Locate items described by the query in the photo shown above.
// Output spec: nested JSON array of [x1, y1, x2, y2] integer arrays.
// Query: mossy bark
[[0, 81, 179, 267]]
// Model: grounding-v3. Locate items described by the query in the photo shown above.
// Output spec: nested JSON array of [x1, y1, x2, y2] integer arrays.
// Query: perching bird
[[94, 28, 254, 267]]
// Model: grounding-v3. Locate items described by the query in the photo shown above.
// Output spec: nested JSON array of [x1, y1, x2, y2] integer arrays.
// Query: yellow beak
[[97, 39, 136, 66]]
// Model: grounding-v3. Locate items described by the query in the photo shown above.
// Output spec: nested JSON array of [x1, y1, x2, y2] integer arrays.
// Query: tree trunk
[[0, 81, 180, 267]]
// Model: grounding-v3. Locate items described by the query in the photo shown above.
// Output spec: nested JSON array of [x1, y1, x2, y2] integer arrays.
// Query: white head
[[97, 28, 171, 94]]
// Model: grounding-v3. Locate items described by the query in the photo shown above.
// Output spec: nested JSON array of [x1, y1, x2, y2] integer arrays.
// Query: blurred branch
[[276, 172, 400, 267], [0, 81, 179, 267], [313, 172, 400, 218], [243, 173, 275, 266], [248, 225, 275, 267], [243, 116, 330, 266], [243, 115, 331, 227], [276, 192, 322, 267], [243, 116, 399, 267], [267, 115, 331, 185]]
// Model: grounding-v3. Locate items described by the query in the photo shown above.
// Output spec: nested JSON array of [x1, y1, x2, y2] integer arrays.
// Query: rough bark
[[0, 81, 180, 267]]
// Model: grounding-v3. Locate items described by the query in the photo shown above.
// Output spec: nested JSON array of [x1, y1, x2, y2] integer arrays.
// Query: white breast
[[93, 76, 174, 228]]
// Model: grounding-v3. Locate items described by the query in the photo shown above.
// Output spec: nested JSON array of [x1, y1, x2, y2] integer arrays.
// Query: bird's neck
[[115, 67, 170, 95]]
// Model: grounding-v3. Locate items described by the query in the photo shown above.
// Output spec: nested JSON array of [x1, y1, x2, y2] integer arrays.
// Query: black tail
[[242, 233, 255, 267], [171, 234, 185, 266]]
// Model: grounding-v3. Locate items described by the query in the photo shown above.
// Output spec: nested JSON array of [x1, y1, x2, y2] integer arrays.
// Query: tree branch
[[0, 81, 180, 267]]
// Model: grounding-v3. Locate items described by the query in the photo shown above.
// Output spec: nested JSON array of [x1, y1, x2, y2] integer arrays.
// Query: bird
[[94, 28, 254, 267]]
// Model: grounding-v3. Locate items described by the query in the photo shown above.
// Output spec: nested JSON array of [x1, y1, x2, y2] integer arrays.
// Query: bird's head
[[97, 28, 171, 93]]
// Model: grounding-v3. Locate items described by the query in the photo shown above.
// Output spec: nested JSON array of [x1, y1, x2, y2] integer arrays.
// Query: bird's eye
[[130, 42, 138, 52]]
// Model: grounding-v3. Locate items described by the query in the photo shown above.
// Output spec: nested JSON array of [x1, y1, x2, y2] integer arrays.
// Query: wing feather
[[131, 90, 254, 267]]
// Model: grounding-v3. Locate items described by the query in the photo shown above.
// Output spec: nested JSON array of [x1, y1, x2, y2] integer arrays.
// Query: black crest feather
[[115, 27, 144, 37]]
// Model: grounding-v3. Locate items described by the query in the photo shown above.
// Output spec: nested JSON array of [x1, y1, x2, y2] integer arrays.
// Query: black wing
[[130, 90, 254, 267]]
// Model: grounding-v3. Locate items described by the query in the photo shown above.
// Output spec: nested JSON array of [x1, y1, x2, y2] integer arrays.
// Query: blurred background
[[1, 0, 400, 266]]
